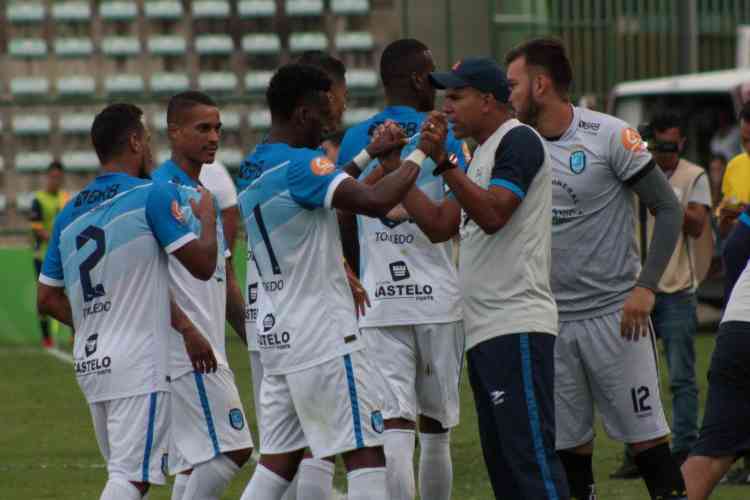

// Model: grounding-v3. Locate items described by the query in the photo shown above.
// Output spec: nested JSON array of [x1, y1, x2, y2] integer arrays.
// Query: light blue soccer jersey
[[40, 173, 197, 403], [152, 160, 230, 379], [236, 142, 362, 375]]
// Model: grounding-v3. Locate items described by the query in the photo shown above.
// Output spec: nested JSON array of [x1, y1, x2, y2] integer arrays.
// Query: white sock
[[171, 473, 189, 500], [347, 467, 388, 500], [240, 464, 291, 500], [183, 454, 240, 500], [418, 431, 453, 500], [296, 458, 335, 500], [100, 477, 142, 500], [384, 429, 416, 500]]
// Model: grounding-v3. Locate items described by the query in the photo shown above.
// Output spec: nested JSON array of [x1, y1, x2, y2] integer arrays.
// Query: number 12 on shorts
[[631, 386, 652, 414]]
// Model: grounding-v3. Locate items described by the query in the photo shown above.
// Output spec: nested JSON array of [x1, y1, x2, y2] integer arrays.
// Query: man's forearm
[[442, 168, 503, 231], [170, 296, 195, 336], [42, 292, 73, 328], [225, 260, 247, 344], [401, 186, 459, 242]]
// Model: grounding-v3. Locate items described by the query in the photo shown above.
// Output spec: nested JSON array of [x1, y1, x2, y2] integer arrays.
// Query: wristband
[[405, 149, 427, 167], [353, 149, 372, 169]]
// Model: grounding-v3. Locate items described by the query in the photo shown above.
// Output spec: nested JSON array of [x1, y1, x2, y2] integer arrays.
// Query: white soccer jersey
[[236, 143, 363, 375], [152, 160, 231, 380], [39, 173, 197, 403]]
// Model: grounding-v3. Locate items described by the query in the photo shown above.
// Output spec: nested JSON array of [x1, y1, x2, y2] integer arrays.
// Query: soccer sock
[[171, 473, 189, 500], [295, 457, 335, 500], [183, 454, 240, 500], [418, 431, 452, 500], [99, 477, 142, 500], [347, 467, 388, 500], [558, 450, 596, 499], [384, 429, 416, 500], [634, 443, 687, 499], [240, 464, 290, 500]]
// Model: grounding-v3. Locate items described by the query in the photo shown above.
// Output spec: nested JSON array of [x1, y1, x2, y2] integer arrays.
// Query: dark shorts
[[692, 321, 750, 459]]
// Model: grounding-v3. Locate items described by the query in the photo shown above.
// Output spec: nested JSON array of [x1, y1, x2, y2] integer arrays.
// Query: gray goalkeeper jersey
[[545, 106, 653, 320]]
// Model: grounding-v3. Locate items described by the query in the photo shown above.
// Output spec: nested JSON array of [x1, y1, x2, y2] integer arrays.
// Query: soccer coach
[[393, 58, 569, 499]]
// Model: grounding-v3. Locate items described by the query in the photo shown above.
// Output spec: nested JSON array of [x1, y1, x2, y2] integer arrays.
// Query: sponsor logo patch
[[371, 411, 385, 434], [310, 156, 335, 176], [262, 314, 275, 332], [85, 333, 98, 357], [621, 128, 646, 152], [171, 200, 185, 224], [389, 261, 410, 282], [229, 408, 245, 430]]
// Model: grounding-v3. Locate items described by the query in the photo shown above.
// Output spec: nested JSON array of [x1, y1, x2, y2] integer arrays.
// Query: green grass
[[2, 246, 749, 499]]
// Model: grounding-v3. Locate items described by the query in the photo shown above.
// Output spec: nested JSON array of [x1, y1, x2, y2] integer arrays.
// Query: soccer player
[[682, 207, 750, 499], [30, 161, 70, 348], [151, 91, 253, 500], [236, 63, 427, 500], [505, 38, 686, 499], [36, 103, 219, 500], [390, 57, 569, 499], [335, 38, 469, 500]]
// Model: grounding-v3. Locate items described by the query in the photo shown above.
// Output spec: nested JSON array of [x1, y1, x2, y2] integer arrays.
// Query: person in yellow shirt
[[30, 161, 69, 348], [719, 103, 750, 237]]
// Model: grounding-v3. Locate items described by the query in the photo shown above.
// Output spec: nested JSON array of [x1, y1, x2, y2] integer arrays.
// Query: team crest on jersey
[[371, 411, 384, 434], [85, 333, 98, 357], [263, 314, 275, 332], [569, 150, 586, 174], [310, 156, 335, 176], [170, 200, 186, 224], [229, 408, 245, 430], [621, 128, 646, 152]]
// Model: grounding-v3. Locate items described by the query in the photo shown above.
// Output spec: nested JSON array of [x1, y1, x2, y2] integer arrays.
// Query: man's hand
[[367, 120, 407, 159], [344, 261, 370, 318], [189, 186, 217, 226], [620, 286, 656, 341], [418, 112, 448, 162], [183, 327, 218, 374]]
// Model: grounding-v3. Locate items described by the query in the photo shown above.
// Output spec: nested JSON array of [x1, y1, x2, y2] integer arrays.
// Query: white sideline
[[40, 347, 348, 500]]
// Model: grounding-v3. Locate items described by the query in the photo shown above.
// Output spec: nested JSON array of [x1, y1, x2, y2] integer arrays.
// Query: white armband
[[353, 149, 372, 169], [405, 149, 427, 167]]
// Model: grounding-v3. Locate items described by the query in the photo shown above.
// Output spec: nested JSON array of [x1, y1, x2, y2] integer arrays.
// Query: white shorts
[[89, 391, 169, 485], [249, 350, 263, 422], [555, 310, 671, 449], [361, 322, 464, 428], [168, 367, 254, 474], [259, 350, 386, 458]]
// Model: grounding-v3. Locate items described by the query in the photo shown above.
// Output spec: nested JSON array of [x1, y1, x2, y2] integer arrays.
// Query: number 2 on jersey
[[76, 225, 107, 302], [253, 204, 281, 275]]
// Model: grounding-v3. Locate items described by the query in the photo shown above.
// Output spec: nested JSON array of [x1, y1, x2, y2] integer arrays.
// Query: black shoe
[[609, 455, 641, 479]]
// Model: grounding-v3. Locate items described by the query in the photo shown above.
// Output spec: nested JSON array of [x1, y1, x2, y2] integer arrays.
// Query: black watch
[[433, 155, 458, 176]]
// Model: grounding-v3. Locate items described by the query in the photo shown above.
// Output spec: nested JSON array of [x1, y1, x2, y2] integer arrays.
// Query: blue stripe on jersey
[[142, 392, 158, 482], [519, 334, 559, 500], [343, 354, 365, 449], [193, 372, 221, 457], [490, 179, 526, 200], [740, 212, 750, 228]]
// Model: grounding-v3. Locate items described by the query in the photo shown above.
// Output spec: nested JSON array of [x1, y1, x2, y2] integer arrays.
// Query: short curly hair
[[266, 64, 332, 121]]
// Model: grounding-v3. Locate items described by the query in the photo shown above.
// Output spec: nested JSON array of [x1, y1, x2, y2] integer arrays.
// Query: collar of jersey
[[558, 104, 580, 141], [161, 159, 199, 188], [94, 171, 143, 186], [382, 105, 419, 116]]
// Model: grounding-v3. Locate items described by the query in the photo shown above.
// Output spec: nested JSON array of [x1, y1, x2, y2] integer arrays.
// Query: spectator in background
[[30, 161, 69, 348], [710, 109, 741, 164], [321, 130, 345, 163], [199, 161, 240, 252], [719, 102, 750, 237], [709, 154, 728, 210]]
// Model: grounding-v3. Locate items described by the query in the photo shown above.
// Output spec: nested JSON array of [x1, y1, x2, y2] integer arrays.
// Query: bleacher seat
[[195, 35, 234, 55], [60, 113, 95, 134], [346, 69, 378, 90], [344, 108, 378, 125], [151, 73, 190, 94], [152, 112, 168, 132], [8, 38, 47, 58], [335, 32, 374, 51], [218, 148, 244, 168], [54, 38, 94, 58], [105, 75, 145, 95], [144, 1, 183, 20], [199, 72, 238, 94], [331, 0, 369, 14], [241, 34, 281, 54], [52, 2, 90, 22], [0, 194, 7, 214], [100, 1, 138, 21], [285, 0, 324, 16], [58, 76, 96, 97], [248, 110, 272, 130], [221, 111, 241, 131], [62, 152, 100, 172], [289, 32, 328, 52], [10, 77, 49, 98], [16, 192, 37, 212], [238, 0, 275, 18], [12, 115, 51, 136], [193, 1, 231, 19], [16, 153, 53, 173], [102, 37, 141, 57], [148, 36, 187, 56], [7, 3, 45, 23], [245, 71, 274, 93]]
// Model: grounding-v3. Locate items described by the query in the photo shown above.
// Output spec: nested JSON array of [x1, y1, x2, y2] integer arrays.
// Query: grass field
[[1, 246, 749, 499]]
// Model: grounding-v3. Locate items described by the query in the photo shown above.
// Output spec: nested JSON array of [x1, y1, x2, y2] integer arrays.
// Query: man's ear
[[128, 131, 142, 154]]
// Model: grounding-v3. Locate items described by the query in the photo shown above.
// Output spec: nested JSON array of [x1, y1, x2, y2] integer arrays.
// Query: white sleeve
[[199, 162, 238, 210], [688, 173, 712, 207]]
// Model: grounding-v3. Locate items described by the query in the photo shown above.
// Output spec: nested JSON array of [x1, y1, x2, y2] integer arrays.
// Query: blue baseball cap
[[429, 57, 510, 102]]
